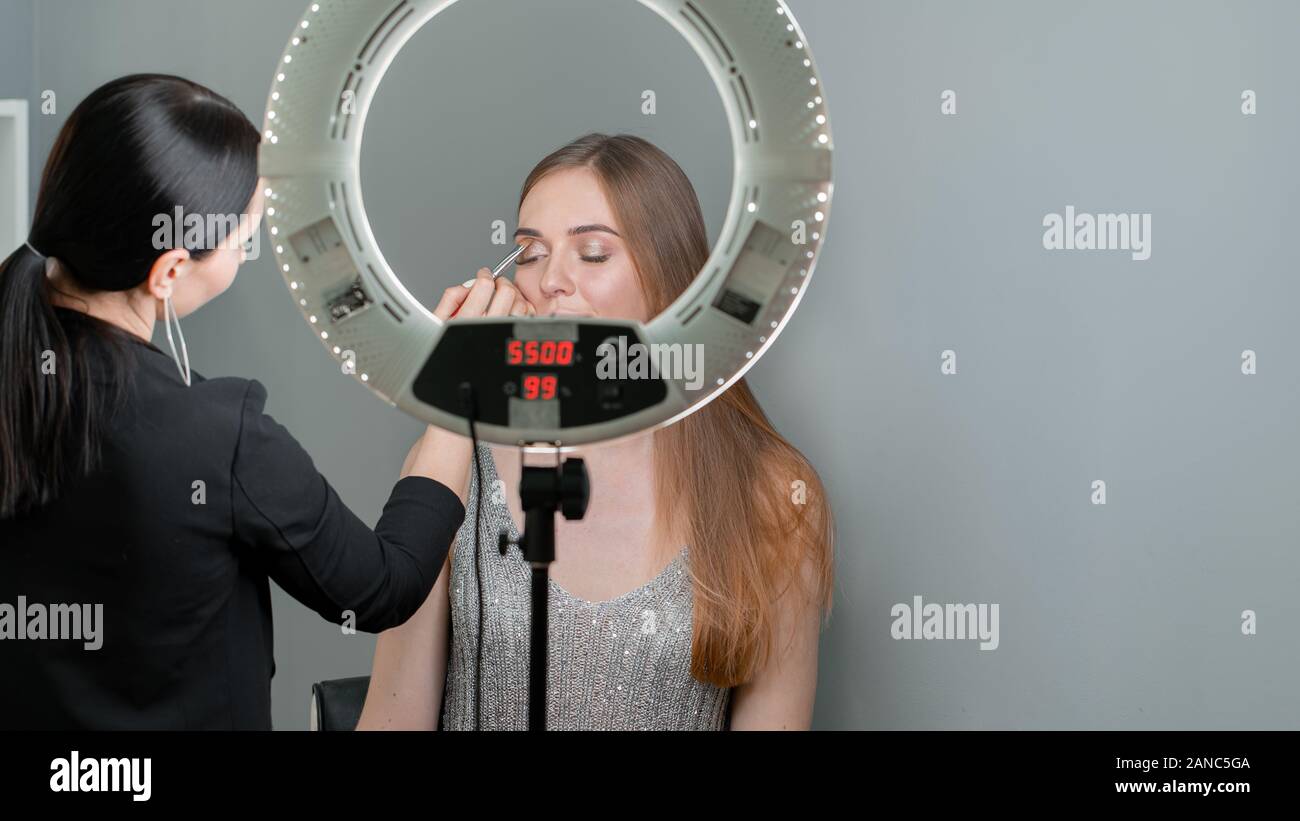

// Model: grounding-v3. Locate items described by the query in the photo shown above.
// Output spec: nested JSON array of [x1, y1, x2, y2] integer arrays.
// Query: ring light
[[259, 0, 833, 448]]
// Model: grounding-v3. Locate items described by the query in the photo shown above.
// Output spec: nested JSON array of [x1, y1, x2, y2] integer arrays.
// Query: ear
[[144, 249, 192, 301]]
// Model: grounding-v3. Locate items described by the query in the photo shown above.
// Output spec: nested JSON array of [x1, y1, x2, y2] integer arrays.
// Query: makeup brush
[[450, 241, 531, 317], [461, 242, 529, 288]]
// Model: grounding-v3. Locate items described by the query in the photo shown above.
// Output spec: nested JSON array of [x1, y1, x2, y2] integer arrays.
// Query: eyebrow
[[514, 224, 621, 239]]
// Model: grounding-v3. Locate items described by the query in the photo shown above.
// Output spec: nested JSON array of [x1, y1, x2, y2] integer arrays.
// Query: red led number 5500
[[506, 339, 575, 367]]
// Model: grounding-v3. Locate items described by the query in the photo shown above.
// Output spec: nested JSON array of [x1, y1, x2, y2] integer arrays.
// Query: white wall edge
[[0, 98, 31, 253]]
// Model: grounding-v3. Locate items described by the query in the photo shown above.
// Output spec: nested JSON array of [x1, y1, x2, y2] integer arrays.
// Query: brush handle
[[450, 243, 529, 317]]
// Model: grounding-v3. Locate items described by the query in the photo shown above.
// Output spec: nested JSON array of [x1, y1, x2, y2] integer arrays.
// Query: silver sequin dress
[[440, 444, 732, 730]]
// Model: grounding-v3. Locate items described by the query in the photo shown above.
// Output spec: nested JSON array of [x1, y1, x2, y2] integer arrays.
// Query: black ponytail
[[0, 74, 261, 518]]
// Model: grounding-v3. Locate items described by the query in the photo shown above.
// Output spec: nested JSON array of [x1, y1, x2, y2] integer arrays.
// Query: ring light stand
[[260, 0, 833, 730], [497, 453, 590, 731]]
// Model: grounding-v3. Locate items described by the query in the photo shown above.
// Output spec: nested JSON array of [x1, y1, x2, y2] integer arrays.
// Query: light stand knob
[[560, 457, 589, 520]]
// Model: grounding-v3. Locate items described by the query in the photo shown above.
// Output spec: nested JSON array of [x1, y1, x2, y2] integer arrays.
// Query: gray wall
[[360, 0, 731, 296], [10, 0, 1299, 729], [0, 0, 33, 100]]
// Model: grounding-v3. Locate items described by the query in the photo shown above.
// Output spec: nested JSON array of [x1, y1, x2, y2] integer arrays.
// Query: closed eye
[[517, 254, 610, 265]]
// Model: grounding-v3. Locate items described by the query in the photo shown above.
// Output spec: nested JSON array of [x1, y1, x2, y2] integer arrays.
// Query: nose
[[538, 254, 577, 302]]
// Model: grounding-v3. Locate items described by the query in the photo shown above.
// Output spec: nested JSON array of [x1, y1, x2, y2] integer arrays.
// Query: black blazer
[[0, 313, 465, 729]]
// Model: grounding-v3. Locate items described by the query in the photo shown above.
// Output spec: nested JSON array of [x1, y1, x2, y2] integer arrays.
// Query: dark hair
[[0, 74, 261, 518]]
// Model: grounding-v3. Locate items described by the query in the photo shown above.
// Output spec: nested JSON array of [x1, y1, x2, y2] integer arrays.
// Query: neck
[[499, 431, 683, 554], [46, 262, 155, 342], [565, 431, 655, 470], [504, 430, 657, 483]]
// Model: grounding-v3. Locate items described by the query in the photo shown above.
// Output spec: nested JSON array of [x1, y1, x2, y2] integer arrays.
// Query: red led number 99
[[522, 374, 558, 401]]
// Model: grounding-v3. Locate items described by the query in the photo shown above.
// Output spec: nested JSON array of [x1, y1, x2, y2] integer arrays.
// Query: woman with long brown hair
[[360, 133, 834, 730]]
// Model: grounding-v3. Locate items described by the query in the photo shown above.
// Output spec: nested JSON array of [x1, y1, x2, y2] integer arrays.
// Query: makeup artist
[[0, 74, 528, 730]]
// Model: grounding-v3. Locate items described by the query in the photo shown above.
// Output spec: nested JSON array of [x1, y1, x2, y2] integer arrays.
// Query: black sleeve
[[229, 380, 465, 632]]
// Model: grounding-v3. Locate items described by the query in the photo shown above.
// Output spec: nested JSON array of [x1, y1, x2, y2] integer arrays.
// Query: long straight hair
[[0, 74, 261, 518], [519, 134, 835, 687]]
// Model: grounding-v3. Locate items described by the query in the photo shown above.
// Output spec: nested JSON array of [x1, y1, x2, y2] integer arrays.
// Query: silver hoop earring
[[163, 295, 191, 387]]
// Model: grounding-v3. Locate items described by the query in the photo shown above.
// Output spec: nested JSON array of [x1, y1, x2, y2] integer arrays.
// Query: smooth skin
[[359, 167, 821, 730]]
